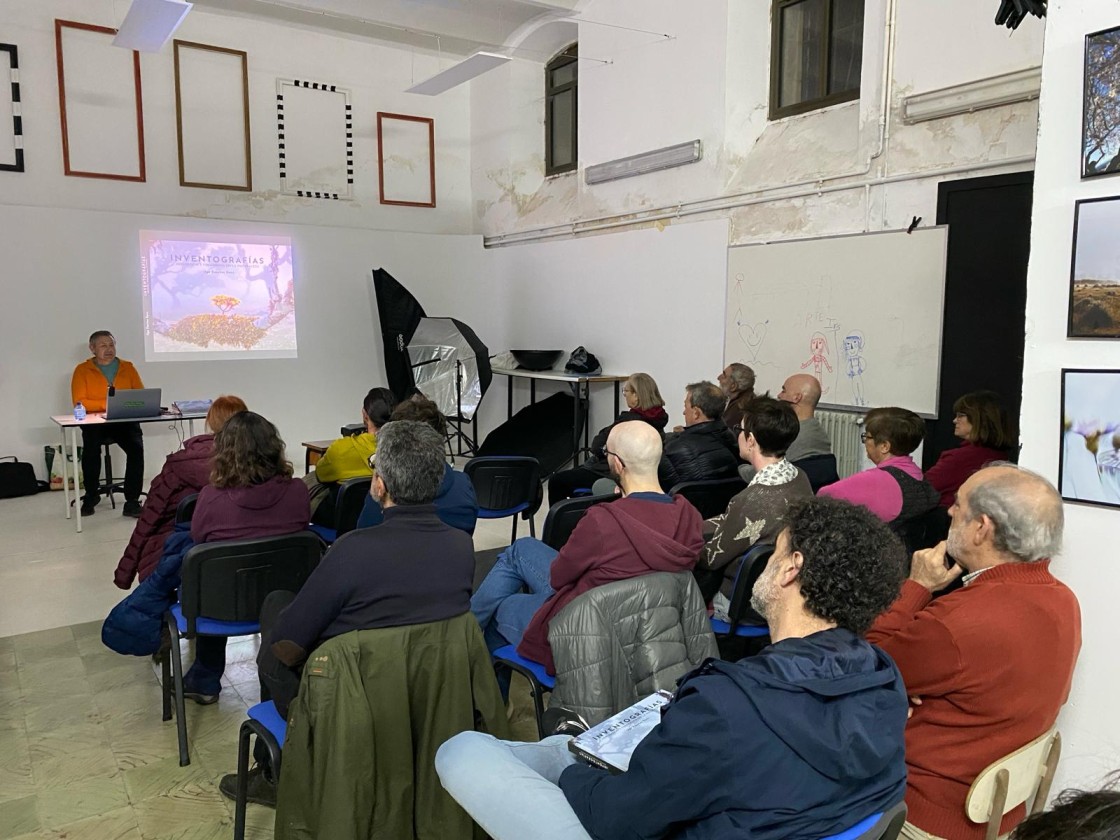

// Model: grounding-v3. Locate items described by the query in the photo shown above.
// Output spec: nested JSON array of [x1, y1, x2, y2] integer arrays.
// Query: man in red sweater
[[867, 464, 1081, 840], [470, 420, 704, 675]]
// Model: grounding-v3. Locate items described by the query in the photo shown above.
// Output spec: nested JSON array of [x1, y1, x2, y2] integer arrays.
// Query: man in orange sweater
[[71, 331, 146, 517], [867, 464, 1082, 840]]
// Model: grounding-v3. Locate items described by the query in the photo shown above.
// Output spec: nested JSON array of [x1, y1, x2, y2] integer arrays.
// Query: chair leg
[[511, 516, 518, 543], [165, 613, 191, 766], [234, 721, 252, 840], [528, 513, 536, 539], [161, 649, 172, 721]]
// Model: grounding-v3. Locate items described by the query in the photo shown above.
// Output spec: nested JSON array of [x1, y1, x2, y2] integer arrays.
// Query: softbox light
[[373, 267, 426, 399], [407, 317, 491, 421]]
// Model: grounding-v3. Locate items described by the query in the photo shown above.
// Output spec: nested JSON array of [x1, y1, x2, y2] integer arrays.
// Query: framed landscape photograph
[[1068, 196, 1120, 338], [1083, 24, 1120, 179], [1060, 369, 1120, 509]]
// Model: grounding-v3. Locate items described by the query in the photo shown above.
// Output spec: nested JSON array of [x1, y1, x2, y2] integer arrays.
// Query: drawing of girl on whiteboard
[[843, 331, 867, 407], [801, 332, 833, 386]]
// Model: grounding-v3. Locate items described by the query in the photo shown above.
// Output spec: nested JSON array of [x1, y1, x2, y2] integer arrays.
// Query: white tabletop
[[51, 411, 209, 428], [491, 366, 628, 384]]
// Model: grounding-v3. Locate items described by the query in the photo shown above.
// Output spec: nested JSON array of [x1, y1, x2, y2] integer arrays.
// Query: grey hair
[[686, 381, 726, 421], [967, 462, 1064, 562], [373, 420, 445, 506], [726, 363, 756, 396]]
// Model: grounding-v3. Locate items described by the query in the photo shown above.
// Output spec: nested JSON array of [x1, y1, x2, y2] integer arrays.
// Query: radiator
[[817, 409, 865, 479]]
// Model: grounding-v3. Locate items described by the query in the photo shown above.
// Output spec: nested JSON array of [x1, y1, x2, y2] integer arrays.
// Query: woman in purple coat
[[182, 411, 310, 704], [114, 396, 248, 590]]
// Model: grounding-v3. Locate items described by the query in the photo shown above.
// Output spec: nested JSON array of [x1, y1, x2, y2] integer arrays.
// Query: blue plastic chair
[[709, 543, 775, 640], [160, 532, 322, 766], [233, 700, 287, 840], [307, 475, 370, 544], [464, 457, 542, 541], [820, 801, 908, 840], [492, 644, 555, 738]]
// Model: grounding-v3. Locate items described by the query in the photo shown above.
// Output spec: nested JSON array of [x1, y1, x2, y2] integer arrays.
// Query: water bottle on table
[[74, 402, 86, 421]]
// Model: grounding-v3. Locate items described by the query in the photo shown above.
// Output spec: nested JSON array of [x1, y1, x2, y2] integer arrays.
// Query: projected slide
[[141, 231, 296, 361]]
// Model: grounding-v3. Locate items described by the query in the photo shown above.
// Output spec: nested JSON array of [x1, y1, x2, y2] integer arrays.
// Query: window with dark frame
[[545, 43, 578, 176], [770, 0, 864, 120]]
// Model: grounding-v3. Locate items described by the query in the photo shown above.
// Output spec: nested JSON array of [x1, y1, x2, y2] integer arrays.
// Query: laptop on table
[[104, 388, 163, 420]]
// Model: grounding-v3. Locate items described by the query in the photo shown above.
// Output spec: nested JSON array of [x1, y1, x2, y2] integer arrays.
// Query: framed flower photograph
[[1083, 24, 1120, 179], [1068, 196, 1120, 338], [1060, 368, 1120, 508]]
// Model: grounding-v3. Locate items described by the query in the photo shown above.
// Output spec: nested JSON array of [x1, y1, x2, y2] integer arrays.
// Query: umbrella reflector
[[407, 317, 491, 421]]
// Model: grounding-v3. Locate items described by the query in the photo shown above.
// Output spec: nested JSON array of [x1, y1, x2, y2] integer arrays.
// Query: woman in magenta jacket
[[113, 395, 248, 590], [182, 410, 310, 704], [924, 391, 1014, 508]]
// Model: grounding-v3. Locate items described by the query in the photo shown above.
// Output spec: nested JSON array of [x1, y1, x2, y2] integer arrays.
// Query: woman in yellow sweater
[[308, 387, 397, 524]]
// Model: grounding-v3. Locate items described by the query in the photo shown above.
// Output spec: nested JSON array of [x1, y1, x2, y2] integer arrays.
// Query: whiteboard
[[725, 227, 948, 417]]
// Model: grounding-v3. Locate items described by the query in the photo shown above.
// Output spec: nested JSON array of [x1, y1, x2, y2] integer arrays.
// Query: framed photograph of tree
[[1083, 25, 1120, 179]]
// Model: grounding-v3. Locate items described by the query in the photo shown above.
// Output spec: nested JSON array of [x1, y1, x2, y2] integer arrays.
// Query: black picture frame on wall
[[1068, 196, 1120, 338], [1059, 368, 1120, 509], [1083, 24, 1120, 179], [0, 43, 24, 173]]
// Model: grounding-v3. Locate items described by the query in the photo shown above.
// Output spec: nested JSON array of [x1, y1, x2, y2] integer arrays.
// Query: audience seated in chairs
[[216, 419, 479, 809], [472, 420, 703, 675], [717, 362, 756, 432], [924, 390, 1015, 510], [356, 395, 478, 534], [305, 386, 397, 526], [113, 395, 247, 590], [694, 396, 813, 619], [659, 380, 740, 489], [867, 464, 1081, 840], [180, 411, 310, 706], [547, 372, 668, 506], [820, 406, 939, 549], [437, 496, 909, 840]]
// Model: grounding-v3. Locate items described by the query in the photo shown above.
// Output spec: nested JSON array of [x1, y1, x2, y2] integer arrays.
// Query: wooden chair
[[965, 727, 1062, 840]]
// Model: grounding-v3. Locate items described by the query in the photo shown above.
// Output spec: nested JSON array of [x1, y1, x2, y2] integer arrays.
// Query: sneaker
[[122, 500, 143, 518], [219, 766, 277, 807], [80, 499, 97, 516], [182, 688, 219, 706]]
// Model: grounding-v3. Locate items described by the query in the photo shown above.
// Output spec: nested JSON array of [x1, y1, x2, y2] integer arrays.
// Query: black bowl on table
[[511, 350, 564, 371]]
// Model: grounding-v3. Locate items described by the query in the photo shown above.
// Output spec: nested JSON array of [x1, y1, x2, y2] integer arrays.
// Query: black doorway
[[926, 172, 1034, 468]]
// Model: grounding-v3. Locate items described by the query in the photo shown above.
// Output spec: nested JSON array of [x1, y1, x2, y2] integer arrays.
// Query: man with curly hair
[[436, 497, 909, 840], [867, 464, 1082, 840]]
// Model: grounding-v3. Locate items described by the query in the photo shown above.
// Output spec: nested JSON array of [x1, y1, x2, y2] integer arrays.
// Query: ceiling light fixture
[[112, 0, 193, 52], [585, 140, 702, 185], [405, 51, 510, 95]]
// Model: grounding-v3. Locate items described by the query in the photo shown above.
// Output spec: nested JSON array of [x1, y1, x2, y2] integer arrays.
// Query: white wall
[[2, 0, 472, 233], [1020, 1, 1120, 792]]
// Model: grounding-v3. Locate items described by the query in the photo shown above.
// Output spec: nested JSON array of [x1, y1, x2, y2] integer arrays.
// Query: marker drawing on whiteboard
[[800, 332, 833, 385], [843, 331, 867, 407]]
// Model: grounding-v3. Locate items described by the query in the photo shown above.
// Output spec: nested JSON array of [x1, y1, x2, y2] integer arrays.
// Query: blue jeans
[[470, 538, 557, 655], [436, 733, 592, 840]]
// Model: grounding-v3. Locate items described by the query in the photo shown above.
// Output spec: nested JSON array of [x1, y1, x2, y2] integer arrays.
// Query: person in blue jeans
[[438, 496, 910, 840], [471, 420, 705, 676]]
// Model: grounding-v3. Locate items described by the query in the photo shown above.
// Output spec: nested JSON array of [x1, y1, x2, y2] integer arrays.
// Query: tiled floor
[[0, 488, 542, 839]]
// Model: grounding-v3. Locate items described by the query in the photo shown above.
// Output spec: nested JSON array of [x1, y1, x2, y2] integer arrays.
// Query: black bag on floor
[[0, 456, 44, 498]]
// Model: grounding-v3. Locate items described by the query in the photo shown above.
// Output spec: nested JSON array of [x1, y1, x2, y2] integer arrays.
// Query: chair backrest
[[794, 453, 840, 493], [820, 801, 908, 840], [541, 493, 618, 551], [334, 476, 372, 537], [179, 531, 323, 635], [175, 492, 199, 524], [965, 728, 1061, 839], [725, 542, 776, 630], [669, 476, 746, 519], [464, 456, 542, 515]]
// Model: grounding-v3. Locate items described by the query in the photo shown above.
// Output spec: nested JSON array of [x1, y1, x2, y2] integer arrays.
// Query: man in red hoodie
[[471, 420, 704, 675], [867, 464, 1081, 840]]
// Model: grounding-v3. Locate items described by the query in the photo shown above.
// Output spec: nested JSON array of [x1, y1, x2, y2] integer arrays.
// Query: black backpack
[[0, 457, 45, 499]]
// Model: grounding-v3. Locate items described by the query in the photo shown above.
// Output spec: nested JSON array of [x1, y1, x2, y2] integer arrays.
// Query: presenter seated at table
[[357, 395, 478, 535], [112, 395, 247, 591], [71, 330, 146, 518], [182, 411, 310, 705], [306, 387, 397, 526]]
